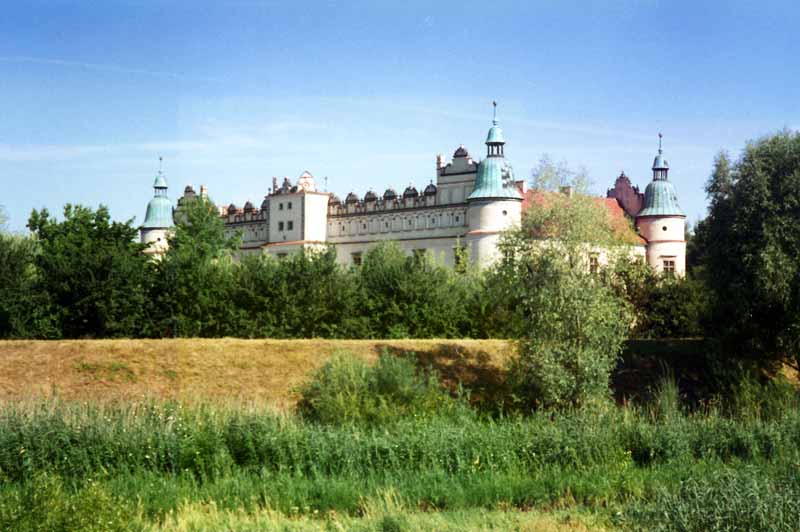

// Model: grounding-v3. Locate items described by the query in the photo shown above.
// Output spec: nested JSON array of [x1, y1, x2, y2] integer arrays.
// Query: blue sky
[[1, 0, 797, 232]]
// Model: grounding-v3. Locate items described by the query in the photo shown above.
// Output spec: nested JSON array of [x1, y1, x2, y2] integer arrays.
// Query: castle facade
[[140, 111, 686, 275]]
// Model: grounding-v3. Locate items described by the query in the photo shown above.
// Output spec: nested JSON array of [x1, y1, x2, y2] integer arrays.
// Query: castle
[[140, 108, 686, 275]]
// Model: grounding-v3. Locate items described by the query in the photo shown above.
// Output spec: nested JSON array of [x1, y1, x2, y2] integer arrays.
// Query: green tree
[[151, 196, 240, 337], [356, 242, 474, 338], [233, 247, 366, 338], [530, 154, 592, 193], [26, 205, 151, 338], [490, 192, 633, 408], [695, 131, 800, 372], [0, 232, 59, 338]]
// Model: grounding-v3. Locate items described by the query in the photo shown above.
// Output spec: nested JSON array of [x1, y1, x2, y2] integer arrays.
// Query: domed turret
[[638, 134, 683, 217], [329, 194, 341, 205], [345, 192, 359, 204], [424, 183, 437, 196], [142, 171, 173, 230], [383, 188, 397, 201], [468, 102, 522, 201], [635, 134, 687, 277], [465, 102, 523, 268], [261, 198, 270, 211], [140, 158, 174, 255], [243, 201, 255, 213], [364, 190, 378, 202], [453, 145, 469, 158], [227, 203, 238, 214], [403, 186, 419, 199]]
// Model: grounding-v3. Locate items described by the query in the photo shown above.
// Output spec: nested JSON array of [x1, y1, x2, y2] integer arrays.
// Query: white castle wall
[[465, 199, 522, 267], [636, 216, 686, 276]]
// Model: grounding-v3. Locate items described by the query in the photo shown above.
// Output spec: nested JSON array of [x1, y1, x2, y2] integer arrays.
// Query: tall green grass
[[1, 371, 799, 530]]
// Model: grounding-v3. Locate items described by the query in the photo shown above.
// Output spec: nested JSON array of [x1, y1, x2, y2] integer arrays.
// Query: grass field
[[2, 339, 796, 531], [0, 339, 513, 407]]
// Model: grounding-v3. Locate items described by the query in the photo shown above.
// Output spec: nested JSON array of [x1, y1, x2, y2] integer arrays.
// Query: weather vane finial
[[658, 132, 663, 153], [158, 155, 163, 175], [492, 100, 497, 124]]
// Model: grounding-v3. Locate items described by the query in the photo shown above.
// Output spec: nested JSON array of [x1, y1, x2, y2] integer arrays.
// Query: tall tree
[[696, 131, 800, 371], [489, 192, 633, 408], [26, 205, 151, 337], [151, 196, 240, 337], [530, 154, 592, 193]]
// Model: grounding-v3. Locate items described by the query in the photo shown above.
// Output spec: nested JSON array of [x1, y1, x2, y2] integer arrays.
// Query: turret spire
[[485, 101, 505, 157], [651, 133, 669, 180]]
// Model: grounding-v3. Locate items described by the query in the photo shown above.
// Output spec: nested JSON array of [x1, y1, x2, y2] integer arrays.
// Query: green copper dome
[[142, 172, 173, 229], [638, 136, 683, 217], [468, 157, 522, 200], [468, 109, 521, 201], [638, 179, 684, 217], [486, 123, 505, 144], [142, 196, 174, 228]]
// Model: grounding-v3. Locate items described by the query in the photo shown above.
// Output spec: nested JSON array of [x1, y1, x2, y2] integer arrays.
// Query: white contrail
[[0, 55, 222, 83]]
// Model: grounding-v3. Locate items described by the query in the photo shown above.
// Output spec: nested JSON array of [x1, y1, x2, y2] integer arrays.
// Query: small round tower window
[[502, 210, 508, 216], [662, 226, 668, 231]]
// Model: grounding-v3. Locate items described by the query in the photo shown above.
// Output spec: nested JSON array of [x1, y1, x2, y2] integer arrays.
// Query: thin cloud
[[0, 56, 223, 83]]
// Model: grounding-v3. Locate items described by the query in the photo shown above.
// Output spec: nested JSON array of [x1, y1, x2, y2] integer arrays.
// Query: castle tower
[[636, 134, 686, 276], [140, 158, 173, 256], [465, 102, 523, 266]]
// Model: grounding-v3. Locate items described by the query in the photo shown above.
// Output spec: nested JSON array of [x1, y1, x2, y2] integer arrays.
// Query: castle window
[[455, 216, 460, 223], [287, 202, 292, 210], [287, 221, 294, 230], [663, 259, 676, 277], [279, 203, 284, 210], [662, 225, 668, 231], [278, 221, 284, 231], [351, 252, 362, 266], [589, 254, 600, 275], [502, 210, 508, 216]]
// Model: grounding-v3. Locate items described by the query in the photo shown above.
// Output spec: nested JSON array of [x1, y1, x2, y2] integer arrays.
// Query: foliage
[[2, 395, 800, 529], [296, 352, 468, 425], [233, 247, 366, 338], [0, 473, 138, 532], [0, 233, 59, 338], [355, 242, 476, 338], [530, 154, 592, 194], [694, 132, 800, 371], [26, 204, 152, 338], [150, 196, 241, 337], [489, 193, 633, 408]]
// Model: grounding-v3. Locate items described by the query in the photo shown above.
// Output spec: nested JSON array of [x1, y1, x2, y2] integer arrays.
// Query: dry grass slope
[[0, 339, 513, 409]]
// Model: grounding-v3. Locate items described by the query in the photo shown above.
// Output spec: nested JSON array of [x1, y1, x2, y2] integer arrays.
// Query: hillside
[[0, 339, 514, 408]]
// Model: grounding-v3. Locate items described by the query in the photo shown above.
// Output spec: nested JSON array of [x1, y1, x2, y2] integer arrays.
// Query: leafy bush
[[0, 473, 139, 532], [296, 352, 469, 425]]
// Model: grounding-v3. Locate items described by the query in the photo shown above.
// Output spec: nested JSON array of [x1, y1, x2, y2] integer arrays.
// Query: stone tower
[[465, 103, 523, 266]]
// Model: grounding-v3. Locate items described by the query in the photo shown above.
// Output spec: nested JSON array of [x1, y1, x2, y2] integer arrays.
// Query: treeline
[[2, 129, 799, 383], [0, 196, 702, 342]]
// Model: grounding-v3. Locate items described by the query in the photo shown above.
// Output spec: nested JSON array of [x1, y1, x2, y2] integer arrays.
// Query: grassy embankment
[[0, 339, 513, 407], [2, 339, 796, 531]]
